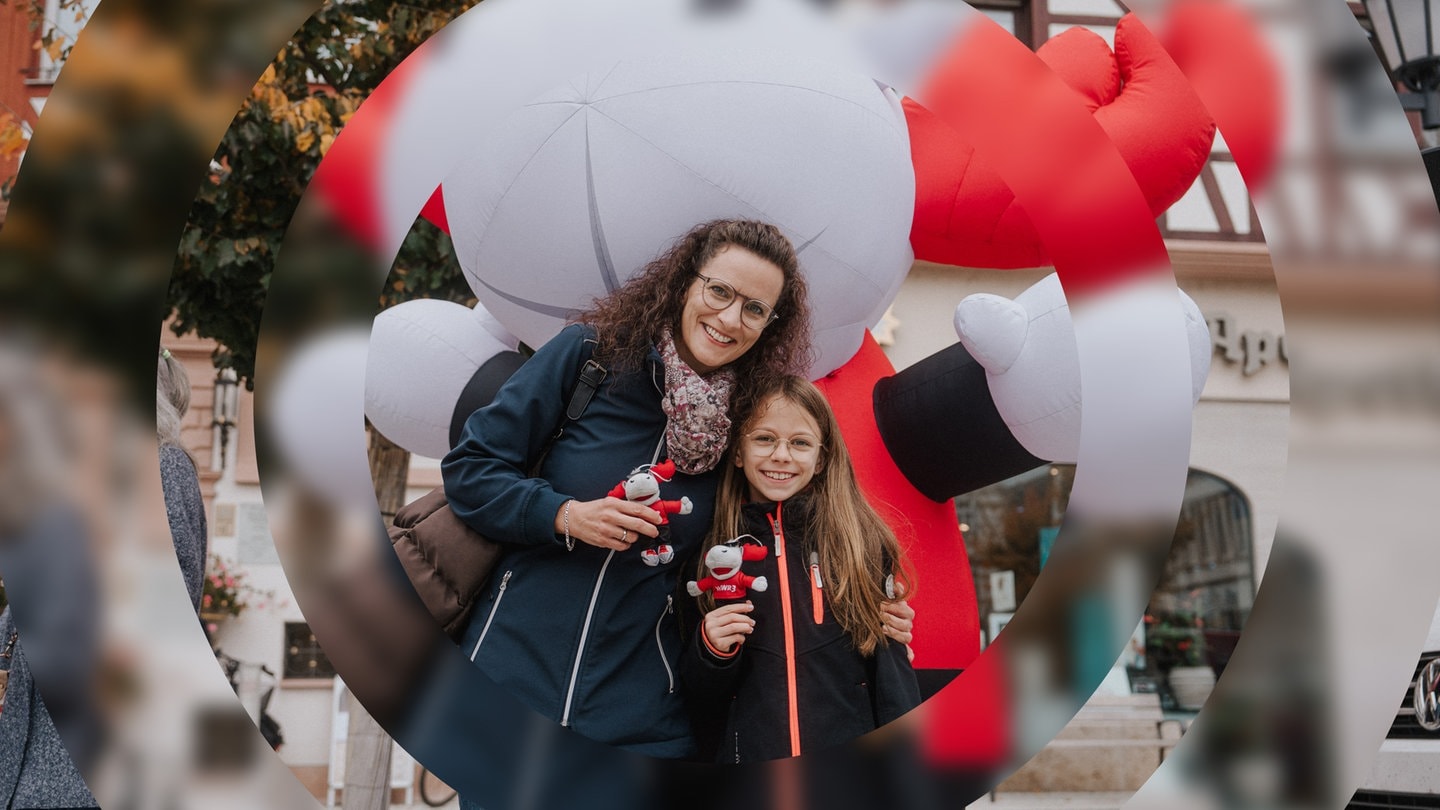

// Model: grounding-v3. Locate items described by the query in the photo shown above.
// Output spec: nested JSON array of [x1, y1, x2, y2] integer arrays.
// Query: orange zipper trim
[[809, 551, 824, 625], [768, 504, 802, 757]]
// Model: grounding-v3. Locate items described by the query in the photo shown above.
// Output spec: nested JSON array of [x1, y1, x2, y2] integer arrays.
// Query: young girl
[[680, 375, 920, 763]]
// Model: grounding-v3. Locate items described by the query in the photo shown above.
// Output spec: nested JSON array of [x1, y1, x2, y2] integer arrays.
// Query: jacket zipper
[[810, 551, 824, 625], [469, 570, 513, 662], [560, 364, 665, 729], [655, 595, 675, 693], [767, 504, 803, 757], [561, 549, 616, 727]]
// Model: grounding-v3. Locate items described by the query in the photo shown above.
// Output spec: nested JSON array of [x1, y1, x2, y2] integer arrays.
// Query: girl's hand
[[881, 598, 915, 648], [703, 602, 756, 654], [556, 497, 661, 551]]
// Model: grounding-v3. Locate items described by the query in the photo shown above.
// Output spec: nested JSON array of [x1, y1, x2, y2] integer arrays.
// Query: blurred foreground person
[[0, 605, 98, 808], [0, 345, 99, 807]]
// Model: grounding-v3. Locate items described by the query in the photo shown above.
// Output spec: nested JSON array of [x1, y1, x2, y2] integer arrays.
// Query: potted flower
[[1143, 610, 1215, 710], [200, 554, 273, 638]]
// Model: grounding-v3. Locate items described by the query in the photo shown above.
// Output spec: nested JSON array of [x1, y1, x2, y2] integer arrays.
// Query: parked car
[[1349, 609, 1440, 808]]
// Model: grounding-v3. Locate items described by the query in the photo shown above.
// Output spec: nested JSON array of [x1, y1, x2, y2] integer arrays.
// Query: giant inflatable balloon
[[366, 299, 520, 461], [442, 51, 914, 378]]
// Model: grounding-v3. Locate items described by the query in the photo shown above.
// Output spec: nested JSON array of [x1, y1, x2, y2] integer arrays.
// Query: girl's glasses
[[744, 431, 822, 459], [695, 274, 779, 330]]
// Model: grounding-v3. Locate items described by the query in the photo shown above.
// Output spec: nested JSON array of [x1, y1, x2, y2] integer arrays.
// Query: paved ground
[[392, 789, 1137, 809], [970, 792, 1135, 809]]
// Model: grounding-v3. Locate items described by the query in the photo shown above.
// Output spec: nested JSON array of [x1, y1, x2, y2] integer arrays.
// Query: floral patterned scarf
[[658, 329, 736, 474]]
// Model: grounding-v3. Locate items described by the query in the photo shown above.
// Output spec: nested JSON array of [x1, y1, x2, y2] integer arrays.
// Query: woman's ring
[[620, 529, 629, 543]]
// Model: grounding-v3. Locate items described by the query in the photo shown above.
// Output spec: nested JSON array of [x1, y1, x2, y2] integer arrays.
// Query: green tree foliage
[[166, 1, 480, 386]]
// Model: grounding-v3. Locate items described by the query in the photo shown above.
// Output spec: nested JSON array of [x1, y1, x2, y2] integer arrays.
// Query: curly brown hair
[[576, 219, 814, 421]]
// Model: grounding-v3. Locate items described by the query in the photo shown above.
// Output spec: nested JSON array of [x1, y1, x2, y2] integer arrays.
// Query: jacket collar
[[740, 491, 816, 523]]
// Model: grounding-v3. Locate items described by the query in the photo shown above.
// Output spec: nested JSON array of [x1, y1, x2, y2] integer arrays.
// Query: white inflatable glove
[[679, 496, 694, 515], [750, 576, 768, 593], [953, 273, 1210, 463], [686, 581, 702, 598]]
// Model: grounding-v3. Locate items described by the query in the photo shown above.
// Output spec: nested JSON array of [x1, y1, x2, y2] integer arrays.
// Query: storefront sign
[[1207, 313, 1287, 376]]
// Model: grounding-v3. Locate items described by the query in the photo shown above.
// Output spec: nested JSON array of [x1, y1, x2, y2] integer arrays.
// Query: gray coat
[[0, 608, 97, 808], [159, 444, 207, 611]]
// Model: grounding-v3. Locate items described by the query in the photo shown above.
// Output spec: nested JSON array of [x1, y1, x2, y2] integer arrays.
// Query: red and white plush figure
[[686, 536, 769, 602], [606, 460, 693, 567]]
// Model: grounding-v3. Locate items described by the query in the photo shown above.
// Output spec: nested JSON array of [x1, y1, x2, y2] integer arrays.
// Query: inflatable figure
[[309, 0, 1279, 777]]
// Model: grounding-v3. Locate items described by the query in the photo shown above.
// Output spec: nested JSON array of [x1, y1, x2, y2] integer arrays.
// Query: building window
[[36, 0, 103, 83], [282, 622, 336, 680], [954, 465, 1255, 708]]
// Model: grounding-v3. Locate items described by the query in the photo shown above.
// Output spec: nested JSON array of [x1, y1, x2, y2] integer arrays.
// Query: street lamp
[[1363, 0, 1440, 128], [211, 367, 239, 473]]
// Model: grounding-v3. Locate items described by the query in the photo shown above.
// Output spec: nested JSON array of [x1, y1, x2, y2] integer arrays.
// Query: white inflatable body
[[366, 299, 520, 460], [442, 51, 916, 379]]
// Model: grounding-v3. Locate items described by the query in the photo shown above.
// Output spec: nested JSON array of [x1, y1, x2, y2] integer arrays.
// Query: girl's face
[[737, 393, 823, 503], [674, 245, 784, 375]]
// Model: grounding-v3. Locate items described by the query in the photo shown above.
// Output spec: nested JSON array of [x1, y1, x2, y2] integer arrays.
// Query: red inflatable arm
[[908, 13, 1216, 269], [815, 334, 980, 672], [1154, 0, 1282, 188], [310, 40, 450, 250]]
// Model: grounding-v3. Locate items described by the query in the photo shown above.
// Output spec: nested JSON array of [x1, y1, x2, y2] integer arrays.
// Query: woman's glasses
[[695, 274, 779, 330], [744, 431, 822, 459]]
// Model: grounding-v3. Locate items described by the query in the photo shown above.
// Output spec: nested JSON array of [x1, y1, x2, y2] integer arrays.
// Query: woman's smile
[[701, 324, 737, 346]]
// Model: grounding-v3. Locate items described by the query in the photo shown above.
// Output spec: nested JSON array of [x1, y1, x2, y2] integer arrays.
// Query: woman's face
[[674, 245, 784, 375]]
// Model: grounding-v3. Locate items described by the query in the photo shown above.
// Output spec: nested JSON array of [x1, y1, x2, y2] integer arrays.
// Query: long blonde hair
[[702, 376, 913, 656]]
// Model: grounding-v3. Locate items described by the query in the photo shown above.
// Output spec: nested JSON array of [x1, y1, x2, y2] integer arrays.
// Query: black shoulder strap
[[540, 342, 607, 457], [565, 357, 607, 421]]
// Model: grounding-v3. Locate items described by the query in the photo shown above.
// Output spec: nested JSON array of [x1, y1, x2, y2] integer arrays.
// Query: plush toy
[[606, 460, 693, 566], [686, 535, 769, 602]]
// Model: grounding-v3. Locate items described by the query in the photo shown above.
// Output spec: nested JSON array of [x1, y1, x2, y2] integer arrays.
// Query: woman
[[157, 348, 207, 613], [443, 219, 816, 759]]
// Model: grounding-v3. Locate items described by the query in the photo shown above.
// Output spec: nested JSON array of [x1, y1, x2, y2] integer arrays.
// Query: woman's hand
[[703, 602, 756, 655], [881, 598, 915, 662], [555, 497, 662, 551]]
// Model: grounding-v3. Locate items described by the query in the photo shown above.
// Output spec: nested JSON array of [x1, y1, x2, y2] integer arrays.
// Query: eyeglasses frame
[[694, 273, 781, 329], [742, 430, 824, 459]]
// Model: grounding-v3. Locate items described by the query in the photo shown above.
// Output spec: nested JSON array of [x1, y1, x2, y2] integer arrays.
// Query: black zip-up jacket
[[679, 497, 920, 763], [443, 324, 721, 759]]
